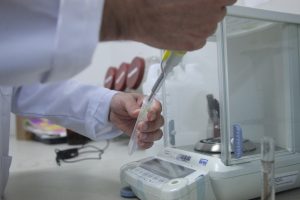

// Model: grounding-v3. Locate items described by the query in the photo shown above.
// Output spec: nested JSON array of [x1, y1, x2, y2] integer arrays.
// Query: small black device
[[55, 142, 109, 166]]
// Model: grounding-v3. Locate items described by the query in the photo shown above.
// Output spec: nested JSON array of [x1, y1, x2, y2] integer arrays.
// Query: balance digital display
[[140, 158, 195, 179]]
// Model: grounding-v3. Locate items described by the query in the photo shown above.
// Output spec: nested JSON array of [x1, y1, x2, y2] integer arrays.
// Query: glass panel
[[162, 15, 300, 166], [163, 41, 221, 153], [225, 16, 299, 163]]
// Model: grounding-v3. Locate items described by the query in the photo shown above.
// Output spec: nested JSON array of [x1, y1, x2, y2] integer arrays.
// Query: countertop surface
[[6, 136, 145, 200], [5, 136, 300, 200]]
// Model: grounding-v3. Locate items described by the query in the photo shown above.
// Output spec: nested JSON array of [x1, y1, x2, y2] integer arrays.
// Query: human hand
[[100, 0, 236, 51], [109, 92, 164, 149]]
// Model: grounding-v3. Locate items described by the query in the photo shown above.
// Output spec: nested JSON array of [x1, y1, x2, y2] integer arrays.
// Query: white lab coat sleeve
[[11, 81, 123, 141], [0, 0, 104, 86]]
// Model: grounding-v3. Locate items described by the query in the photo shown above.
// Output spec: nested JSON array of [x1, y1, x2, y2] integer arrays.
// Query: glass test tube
[[261, 137, 275, 200]]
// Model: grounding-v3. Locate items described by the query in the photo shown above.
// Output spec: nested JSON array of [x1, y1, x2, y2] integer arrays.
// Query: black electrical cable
[[55, 140, 110, 166]]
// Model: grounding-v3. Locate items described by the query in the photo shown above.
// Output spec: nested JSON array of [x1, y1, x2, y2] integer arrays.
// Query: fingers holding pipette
[[136, 98, 163, 149], [137, 113, 164, 133], [138, 128, 163, 143], [146, 99, 162, 121], [137, 129, 163, 149], [109, 92, 164, 150]]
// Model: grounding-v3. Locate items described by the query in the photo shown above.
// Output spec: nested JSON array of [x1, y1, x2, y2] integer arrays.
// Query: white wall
[[237, 0, 300, 14], [72, 41, 160, 86]]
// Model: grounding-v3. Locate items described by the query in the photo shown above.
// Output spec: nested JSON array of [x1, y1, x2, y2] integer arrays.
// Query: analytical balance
[[120, 6, 300, 200]]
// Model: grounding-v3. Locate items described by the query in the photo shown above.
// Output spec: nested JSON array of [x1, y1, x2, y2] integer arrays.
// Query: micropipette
[[128, 50, 186, 155]]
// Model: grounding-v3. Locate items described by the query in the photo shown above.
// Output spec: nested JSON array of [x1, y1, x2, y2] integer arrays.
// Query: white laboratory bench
[[5, 136, 300, 200], [6, 136, 145, 200]]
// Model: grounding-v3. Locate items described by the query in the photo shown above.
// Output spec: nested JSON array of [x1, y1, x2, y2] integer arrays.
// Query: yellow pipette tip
[[162, 50, 171, 62]]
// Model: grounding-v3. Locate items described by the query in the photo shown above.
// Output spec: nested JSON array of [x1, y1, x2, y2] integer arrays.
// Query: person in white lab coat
[[0, 0, 236, 197]]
